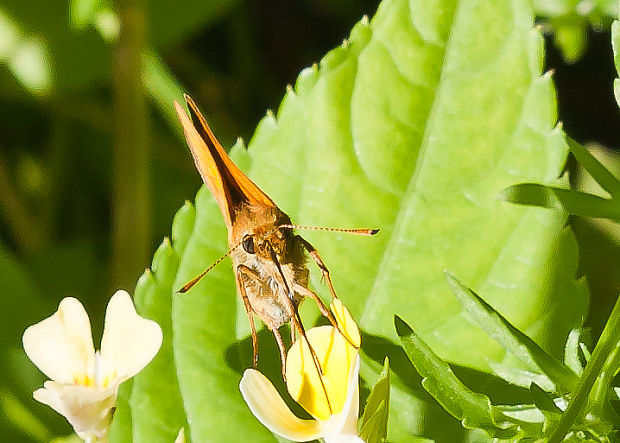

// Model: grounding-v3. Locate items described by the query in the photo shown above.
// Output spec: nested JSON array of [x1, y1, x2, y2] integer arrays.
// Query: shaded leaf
[[529, 383, 562, 417]]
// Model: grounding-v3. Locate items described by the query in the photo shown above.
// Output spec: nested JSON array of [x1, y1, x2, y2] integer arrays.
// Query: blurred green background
[[0, 0, 619, 441]]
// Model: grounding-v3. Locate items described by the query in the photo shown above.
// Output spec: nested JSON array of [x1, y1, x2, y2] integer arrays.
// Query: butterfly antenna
[[279, 224, 379, 236], [177, 243, 240, 293]]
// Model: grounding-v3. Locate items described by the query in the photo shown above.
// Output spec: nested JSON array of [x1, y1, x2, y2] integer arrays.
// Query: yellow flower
[[240, 299, 363, 443], [23, 290, 162, 442]]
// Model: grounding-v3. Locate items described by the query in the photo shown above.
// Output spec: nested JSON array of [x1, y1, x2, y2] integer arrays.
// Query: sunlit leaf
[[394, 316, 518, 438], [360, 357, 390, 443], [120, 0, 588, 440], [444, 273, 577, 393]]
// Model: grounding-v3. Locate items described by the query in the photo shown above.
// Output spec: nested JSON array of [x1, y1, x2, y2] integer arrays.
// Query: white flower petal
[[240, 369, 326, 441], [324, 435, 365, 443], [23, 297, 95, 384], [323, 355, 361, 438], [100, 290, 162, 381], [174, 427, 186, 443], [34, 381, 115, 440]]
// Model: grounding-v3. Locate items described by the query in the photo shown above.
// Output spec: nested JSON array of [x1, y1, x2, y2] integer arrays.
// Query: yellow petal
[[285, 328, 344, 420], [322, 355, 361, 438], [23, 297, 95, 384], [100, 290, 162, 382], [330, 299, 360, 348], [286, 300, 359, 421], [240, 369, 326, 441]]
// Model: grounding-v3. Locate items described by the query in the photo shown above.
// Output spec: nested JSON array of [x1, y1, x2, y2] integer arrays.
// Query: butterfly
[[174, 95, 377, 386]]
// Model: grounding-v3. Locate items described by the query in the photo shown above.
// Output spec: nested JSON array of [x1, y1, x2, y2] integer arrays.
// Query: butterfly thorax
[[229, 203, 308, 330]]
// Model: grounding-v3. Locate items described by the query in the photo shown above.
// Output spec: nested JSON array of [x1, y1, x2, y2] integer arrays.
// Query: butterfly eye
[[242, 235, 255, 254]]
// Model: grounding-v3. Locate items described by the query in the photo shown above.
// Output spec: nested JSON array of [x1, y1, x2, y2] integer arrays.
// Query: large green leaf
[[223, 0, 585, 368], [120, 0, 588, 441]]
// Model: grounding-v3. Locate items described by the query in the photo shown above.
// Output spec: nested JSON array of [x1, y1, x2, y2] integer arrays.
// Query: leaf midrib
[[360, 0, 460, 327]]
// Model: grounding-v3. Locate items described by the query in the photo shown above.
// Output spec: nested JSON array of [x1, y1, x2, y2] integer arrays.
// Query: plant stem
[[111, 0, 150, 290], [548, 294, 620, 442], [0, 155, 41, 253]]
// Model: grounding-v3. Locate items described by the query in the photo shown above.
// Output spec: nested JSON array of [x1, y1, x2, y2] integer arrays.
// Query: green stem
[[111, 0, 150, 290], [548, 295, 620, 442], [0, 155, 41, 253]]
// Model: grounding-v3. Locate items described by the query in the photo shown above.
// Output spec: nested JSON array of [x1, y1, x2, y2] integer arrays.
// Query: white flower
[[174, 428, 186, 443], [23, 290, 163, 442], [240, 299, 363, 443]]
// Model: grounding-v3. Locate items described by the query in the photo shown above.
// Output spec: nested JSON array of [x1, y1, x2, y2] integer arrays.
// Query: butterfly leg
[[236, 265, 259, 368], [293, 282, 359, 350], [272, 326, 288, 381], [296, 236, 339, 300], [237, 263, 300, 383]]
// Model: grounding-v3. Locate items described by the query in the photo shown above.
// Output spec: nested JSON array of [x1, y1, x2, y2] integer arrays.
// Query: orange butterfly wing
[[174, 95, 277, 228]]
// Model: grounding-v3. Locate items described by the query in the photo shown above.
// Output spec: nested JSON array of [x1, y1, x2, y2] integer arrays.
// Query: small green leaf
[[529, 383, 563, 416], [488, 362, 554, 392], [499, 183, 620, 220], [360, 357, 390, 443], [566, 136, 620, 198], [394, 315, 518, 438], [445, 273, 577, 393], [564, 329, 584, 376], [549, 293, 620, 442]]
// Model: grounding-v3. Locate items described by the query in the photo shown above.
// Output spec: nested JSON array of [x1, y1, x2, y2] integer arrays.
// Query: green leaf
[[360, 357, 390, 443], [49, 435, 82, 443], [129, 245, 185, 442], [394, 315, 518, 438], [532, 0, 618, 62], [172, 190, 275, 442], [564, 329, 584, 376], [220, 0, 586, 372], [549, 293, 620, 442], [109, 381, 133, 443], [566, 137, 620, 198], [445, 273, 577, 393], [488, 363, 555, 392], [130, 0, 588, 440], [529, 383, 562, 417], [614, 17, 620, 106], [499, 183, 620, 220]]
